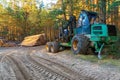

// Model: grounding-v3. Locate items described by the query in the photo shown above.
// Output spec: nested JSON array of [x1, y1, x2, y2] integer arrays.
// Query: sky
[[43, 0, 57, 5], [1, 0, 57, 8], [42, 0, 57, 8]]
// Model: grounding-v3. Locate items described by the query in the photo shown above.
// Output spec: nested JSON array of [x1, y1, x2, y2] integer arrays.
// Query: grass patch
[[64, 49, 120, 68], [77, 54, 98, 62], [75, 54, 120, 68]]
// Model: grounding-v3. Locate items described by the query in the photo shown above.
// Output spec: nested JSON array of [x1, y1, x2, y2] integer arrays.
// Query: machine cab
[[75, 10, 98, 35]]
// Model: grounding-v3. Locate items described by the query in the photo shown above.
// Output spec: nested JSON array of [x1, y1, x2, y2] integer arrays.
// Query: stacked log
[[0, 37, 17, 47], [0, 39, 4, 47], [2, 42, 17, 47], [20, 34, 46, 46], [0, 38, 6, 47]]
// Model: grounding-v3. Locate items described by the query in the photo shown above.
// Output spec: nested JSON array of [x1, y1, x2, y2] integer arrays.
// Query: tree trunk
[[118, 6, 120, 30], [69, 0, 73, 15], [61, 0, 67, 20], [101, 0, 106, 23]]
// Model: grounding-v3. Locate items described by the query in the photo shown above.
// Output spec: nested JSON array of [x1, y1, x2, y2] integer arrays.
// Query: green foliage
[[114, 0, 120, 6], [0, 0, 48, 41], [108, 1, 120, 11], [6, 7, 25, 22], [6, 7, 14, 15], [109, 38, 120, 59], [2, 31, 8, 35], [49, 9, 63, 19]]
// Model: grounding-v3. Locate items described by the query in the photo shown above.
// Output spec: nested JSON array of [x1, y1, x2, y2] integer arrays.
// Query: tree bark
[[61, 0, 67, 20], [101, 0, 106, 23]]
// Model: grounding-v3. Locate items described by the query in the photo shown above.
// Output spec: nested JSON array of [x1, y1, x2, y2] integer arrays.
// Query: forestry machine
[[46, 10, 117, 59]]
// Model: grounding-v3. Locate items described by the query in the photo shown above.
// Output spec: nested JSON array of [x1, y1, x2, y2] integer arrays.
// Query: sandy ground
[[0, 46, 120, 80]]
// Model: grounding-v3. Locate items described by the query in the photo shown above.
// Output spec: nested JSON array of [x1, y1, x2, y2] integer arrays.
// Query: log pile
[[0, 38, 5, 47], [0, 37, 17, 47], [20, 34, 46, 46], [2, 42, 17, 47]]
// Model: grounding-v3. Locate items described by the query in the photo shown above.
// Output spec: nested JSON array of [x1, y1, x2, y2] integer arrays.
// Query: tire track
[[26, 52, 92, 80], [23, 53, 71, 80], [0, 50, 18, 80], [30, 53, 86, 80], [12, 51, 70, 80], [6, 55, 32, 80]]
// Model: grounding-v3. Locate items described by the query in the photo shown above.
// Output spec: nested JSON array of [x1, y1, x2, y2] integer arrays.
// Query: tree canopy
[[0, 0, 120, 41]]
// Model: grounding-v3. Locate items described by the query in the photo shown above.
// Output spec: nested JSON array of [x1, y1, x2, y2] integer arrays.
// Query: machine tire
[[50, 42, 60, 53], [71, 34, 89, 54], [46, 42, 52, 52]]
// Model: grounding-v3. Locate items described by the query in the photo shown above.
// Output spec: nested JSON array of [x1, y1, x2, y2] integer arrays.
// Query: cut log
[[0, 38, 7, 47], [0, 38, 17, 47], [0, 39, 4, 47], [20, 34, 46, 46], [3, 42, 17, 47]]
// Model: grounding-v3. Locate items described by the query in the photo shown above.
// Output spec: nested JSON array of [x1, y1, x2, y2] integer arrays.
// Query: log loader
[[46, 10, 117, 59]]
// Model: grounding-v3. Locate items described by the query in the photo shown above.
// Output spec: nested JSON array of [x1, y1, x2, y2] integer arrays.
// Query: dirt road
[[0, 46, 120, 80]]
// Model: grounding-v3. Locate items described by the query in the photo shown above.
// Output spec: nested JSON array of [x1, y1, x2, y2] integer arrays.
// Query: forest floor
[[0, 46, 120, 80]]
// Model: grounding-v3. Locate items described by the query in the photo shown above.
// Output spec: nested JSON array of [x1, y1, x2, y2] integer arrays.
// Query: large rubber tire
[[46, 42, 52, 52], [50, 42, 60, 53], [71, 35, 89, 54]]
